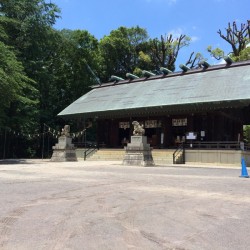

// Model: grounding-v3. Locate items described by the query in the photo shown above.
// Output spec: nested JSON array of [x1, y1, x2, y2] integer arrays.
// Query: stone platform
[[51, 136, 77, 162], [123, 136, 154, 166]]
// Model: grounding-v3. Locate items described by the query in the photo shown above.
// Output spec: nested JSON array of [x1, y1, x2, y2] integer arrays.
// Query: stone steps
[[87, 149, 175, 164], [87, 149, 124, 161]]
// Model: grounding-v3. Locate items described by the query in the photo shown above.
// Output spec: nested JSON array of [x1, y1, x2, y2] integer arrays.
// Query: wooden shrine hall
[[58, 60, 250, 165]]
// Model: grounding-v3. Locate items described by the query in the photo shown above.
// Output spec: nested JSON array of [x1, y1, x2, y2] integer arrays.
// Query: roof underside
[[58, 62, 250, 119]]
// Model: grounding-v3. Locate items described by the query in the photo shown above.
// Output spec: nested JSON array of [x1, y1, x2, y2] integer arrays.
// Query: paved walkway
[[0, 160, 249, 250]]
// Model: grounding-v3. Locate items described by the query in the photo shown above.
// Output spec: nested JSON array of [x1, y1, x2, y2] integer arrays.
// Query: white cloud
[[166, 28, 199, 42], [191, 36, 199, 42], [210, 57, 225, 65], [167, 28, 183, 38], [218, 58, 226, 64]]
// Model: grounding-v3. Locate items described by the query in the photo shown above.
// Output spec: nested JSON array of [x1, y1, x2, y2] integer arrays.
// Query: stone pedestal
[[51, 136, 77, 162], [123, 136, 154, 166]]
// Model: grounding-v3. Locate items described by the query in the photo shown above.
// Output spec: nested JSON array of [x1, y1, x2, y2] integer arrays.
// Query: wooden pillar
[[110, 120, 119, 147], [187, 115, 194, 132], [164, 117, 172, 147], [208, 114, 215, 141], [97, 119, 106, 145]]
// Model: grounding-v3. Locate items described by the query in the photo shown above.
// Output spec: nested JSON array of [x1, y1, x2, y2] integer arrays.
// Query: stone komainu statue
[[61, 125, 70, 137], [132, 121, 145, 136]]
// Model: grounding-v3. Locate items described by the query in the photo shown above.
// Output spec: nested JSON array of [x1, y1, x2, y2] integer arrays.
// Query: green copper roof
[[58, 61, 250, 119]]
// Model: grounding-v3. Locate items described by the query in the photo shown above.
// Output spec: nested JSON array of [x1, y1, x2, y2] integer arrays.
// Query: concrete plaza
[[0, 160, 250, 250]]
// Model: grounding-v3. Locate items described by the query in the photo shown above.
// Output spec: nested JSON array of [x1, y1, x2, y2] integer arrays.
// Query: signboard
[[201, 131, 205, 137], [186, 132, 197, 140], [119, 122, 130, 129], [172, 118, 187, 127], [145, 120, 162, 128], [145, 120, 157, 128]]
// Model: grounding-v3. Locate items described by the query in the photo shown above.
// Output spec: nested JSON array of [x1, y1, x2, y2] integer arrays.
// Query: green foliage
[[185, 52, 206, 69], [0, 0, 61, 129], [0, 0, 61, 157], [243, 125, 250, 143], [0, 0, 60, 26], [208, 20, 250, 62], [52, 29, 100, 106], [0, 41, 38, 129], [99, 26, 149, 80], [145, 34, 191, 71], [0, 0, 60, 59], [234, 47, 250, 61], [137, 51, 153, 72], [207, 46, 225, 60], [99, 26, 191, 79], [207, 45, 250, 62], [133, 67, 143, 77]]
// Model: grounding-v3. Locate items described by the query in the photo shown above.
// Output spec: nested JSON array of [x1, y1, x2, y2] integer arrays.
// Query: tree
[[0, 41, 37, 130], [99, 26, 192, 78], [0, 0, 61, 127], [238, 46, 250, 61], [145, 34, 191, 72], [99, 26, 149, 80], [185, 52, 206, 69], [207, 46, 224, 60], [0, 0, 61, 157], [207, 20, 250, 61], [218, 20, 250, 57], [53, 29, 100, 108], [243, 125, 250, 144], [0, 0, 60, 57]]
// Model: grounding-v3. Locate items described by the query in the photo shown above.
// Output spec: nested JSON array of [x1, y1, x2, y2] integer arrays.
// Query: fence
[[0, 128, 56, 159], [184, 141, 242, 150]]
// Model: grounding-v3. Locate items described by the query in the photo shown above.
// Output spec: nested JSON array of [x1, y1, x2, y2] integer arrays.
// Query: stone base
[[51, 149, 77, 162], [123, 136, 154, 166], [51, 136, 77, 162]]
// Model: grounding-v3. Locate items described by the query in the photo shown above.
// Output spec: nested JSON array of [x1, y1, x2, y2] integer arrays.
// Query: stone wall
[[185, 149, 250, 167]]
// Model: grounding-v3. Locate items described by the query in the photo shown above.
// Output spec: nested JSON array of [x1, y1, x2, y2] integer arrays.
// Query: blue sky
[[52, 0, 249, 67]]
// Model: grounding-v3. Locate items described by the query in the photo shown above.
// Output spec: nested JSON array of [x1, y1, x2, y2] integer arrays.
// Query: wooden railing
[[184, 141, 241, 150], [244, 143, 250, 151], [73, 141, 99, 160], [83, 145, 98, 160], [173, 142, 185, 164]]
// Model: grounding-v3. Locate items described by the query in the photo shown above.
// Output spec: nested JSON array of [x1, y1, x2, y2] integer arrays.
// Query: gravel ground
[[0, 160, 249, 250]]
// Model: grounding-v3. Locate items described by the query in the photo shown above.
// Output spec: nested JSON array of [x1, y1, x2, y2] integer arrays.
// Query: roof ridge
[[91, 60, 250, 89]]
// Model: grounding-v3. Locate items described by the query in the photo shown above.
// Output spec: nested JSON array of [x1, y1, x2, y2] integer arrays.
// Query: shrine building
[[58, 59, 250, 165]]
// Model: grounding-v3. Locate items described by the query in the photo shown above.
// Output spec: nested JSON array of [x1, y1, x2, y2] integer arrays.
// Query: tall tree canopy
[[0, 41, 37, 129], [145, 34, 191, 72], [99, 26, 191, 79], [0, 0, 61, 128], [99, 26, 149, 80], [208, 20, 250, 61], [52, 29, 100, 108]]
